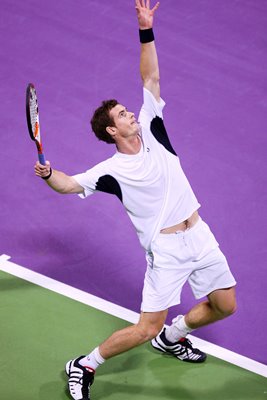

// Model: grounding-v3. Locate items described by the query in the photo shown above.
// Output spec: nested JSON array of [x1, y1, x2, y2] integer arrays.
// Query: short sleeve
[[72, 162, 108, 199], [138, 87, 166, 127]]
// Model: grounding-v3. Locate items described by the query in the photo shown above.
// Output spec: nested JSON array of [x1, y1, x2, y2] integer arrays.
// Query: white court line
[[0, 253, 266, 378]]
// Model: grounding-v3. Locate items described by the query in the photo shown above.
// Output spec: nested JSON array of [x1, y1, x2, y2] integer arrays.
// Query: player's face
[[109, 104, 139, 139]]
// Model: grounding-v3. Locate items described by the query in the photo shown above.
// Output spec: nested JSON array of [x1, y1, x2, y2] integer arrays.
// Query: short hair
[[90, 99, 119, 144]]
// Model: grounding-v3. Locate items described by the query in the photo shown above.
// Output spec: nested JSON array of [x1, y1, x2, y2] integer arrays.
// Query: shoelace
[[181, 338, 193, 348]]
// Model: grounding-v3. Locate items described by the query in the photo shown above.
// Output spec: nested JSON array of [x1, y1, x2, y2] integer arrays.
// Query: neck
[[116, 134, 142, 155]]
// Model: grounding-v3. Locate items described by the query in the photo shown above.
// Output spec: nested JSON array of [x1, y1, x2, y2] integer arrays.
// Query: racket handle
[[38, 153, 46, 165]]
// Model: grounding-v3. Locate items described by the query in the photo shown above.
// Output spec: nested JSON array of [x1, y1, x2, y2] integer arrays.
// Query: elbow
[[143, 74, 160, 87]]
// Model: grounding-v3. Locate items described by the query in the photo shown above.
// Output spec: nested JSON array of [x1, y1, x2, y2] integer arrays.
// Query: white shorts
[[141, 218, 236, 312]]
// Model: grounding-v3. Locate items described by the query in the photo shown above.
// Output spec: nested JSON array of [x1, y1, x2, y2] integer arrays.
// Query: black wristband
[[41, 167, 52, 180], [139, 28, 154, 43]]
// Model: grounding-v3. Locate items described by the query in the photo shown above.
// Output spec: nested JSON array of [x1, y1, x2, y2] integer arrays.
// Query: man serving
[[35, 1, 237, 399]]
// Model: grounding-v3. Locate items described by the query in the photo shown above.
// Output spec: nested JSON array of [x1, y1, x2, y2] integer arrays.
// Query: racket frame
[[26, 83, 46, 165]]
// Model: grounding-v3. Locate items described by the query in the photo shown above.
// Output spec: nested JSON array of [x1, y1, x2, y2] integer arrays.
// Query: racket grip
[[38, 153, 46, 165]]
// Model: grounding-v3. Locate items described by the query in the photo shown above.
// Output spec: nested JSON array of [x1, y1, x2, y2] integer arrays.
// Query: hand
[[135, 0, 160, 30], [34, 160, 51, 178]]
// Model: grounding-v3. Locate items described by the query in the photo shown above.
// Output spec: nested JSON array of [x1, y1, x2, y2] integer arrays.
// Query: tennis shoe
[[65, 355, 95, 400], [151, 328, 206, 363]]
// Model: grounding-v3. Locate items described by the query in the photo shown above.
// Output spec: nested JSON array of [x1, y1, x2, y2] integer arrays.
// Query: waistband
[[160, 210, 200, 234]]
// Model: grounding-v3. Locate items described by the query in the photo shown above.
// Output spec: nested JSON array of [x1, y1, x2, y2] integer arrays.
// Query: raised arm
[[34, 161, 84, 194], [135, 0, 160, 101]]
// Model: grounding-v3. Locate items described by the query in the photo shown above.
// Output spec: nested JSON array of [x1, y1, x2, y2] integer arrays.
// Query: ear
[[106, 126, 117, 138]]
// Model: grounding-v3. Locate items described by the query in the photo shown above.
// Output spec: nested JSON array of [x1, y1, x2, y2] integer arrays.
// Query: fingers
[[135, 0, 142, 12], [136, 0, 159, 11], [34, 160, 51, 178], [135, 0, 160, 21], [151, 2, 160, 13]]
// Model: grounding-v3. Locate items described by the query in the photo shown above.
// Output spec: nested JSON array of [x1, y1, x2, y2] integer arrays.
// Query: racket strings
[[29, 93, 39, 138]]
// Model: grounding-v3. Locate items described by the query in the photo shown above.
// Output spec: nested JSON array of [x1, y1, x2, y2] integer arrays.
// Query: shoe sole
[[151, 339, 207, 363]]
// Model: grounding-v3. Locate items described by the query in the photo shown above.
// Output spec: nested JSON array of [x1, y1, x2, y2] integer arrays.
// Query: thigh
[[141, 236, 193, 312], [188, 247, 236, 300]]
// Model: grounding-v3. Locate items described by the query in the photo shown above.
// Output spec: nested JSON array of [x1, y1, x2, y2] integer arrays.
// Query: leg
[[151, 287, 236, 363], [100, 309, 168, 359], [152, 222, 237, 362], [66, 310, 168, 400], [185, 286, 237, 329]]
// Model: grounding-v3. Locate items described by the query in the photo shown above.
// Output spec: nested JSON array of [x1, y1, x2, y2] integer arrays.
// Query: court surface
[[1, 0, 267, 393], [0, 257, 266, 400]]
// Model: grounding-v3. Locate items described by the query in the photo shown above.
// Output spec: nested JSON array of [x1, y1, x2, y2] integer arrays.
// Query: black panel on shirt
[[95, 175, 123, 202], [150, 116, 177, 156]]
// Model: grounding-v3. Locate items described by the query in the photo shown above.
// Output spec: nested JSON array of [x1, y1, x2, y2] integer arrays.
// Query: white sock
[[78, 347, 105, 372], [164, 315, 194, 343]]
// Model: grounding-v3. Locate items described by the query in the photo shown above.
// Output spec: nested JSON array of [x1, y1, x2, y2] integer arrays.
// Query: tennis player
[[34, 1, 237, 399]]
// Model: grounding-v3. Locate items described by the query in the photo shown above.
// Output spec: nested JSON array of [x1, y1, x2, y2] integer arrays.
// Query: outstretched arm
[[34, 161, 84, 194], [135, 0, 160, 101]]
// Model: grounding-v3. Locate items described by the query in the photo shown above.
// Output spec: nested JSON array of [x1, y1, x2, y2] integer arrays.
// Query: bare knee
[[135, 321, 163, 342], [146, 323, 164, 340], [208, 287, 237, 319], [135, 311, 167, 342], [226, 297, 237, 316], [212, 300, 237, 318]]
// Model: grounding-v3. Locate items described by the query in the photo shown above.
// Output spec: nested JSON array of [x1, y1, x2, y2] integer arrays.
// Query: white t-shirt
[[73, 88, 200, 250]]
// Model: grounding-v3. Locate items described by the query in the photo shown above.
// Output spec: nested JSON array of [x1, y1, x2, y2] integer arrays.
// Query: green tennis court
[[0, 269, 266, 400]]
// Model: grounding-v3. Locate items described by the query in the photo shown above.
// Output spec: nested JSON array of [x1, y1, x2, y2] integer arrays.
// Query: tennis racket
[[26, 83, 46, 165]]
